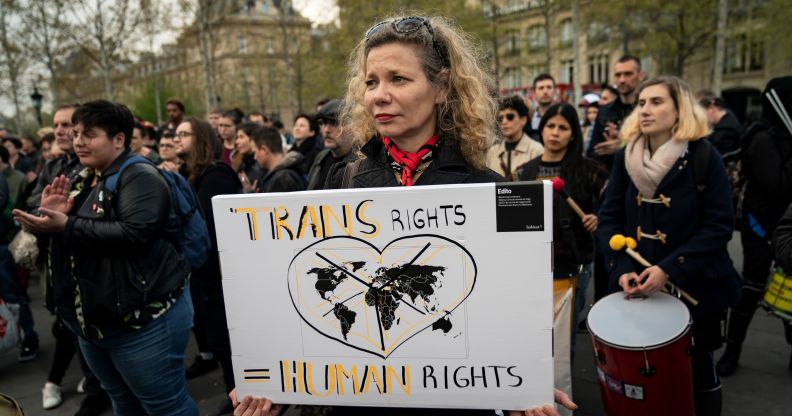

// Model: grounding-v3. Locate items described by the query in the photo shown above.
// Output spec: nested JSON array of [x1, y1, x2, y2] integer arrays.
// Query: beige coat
[[486, 133, 544, 180]]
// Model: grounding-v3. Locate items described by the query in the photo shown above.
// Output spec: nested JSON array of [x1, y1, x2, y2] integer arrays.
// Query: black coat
[[306, 148, 356, 191], [53, 151, 190, 338], [256, 152, 306, 193], [597, 140, 742, 318], [773, 202, 792, 274], [586, 97, 635, 172], [292, 135, 324, 176], [707, 110, 743, 156], [26, 153, 84, 210], [326, 136, 503, 189], [324, 135, 502, 416], [191, 162, 242, 283], [517, 157, 608, 277], [741, 77, 792, 236]]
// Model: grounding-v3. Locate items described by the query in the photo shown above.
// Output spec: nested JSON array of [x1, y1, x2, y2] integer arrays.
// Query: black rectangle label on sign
[[495, 182, 544, 232]]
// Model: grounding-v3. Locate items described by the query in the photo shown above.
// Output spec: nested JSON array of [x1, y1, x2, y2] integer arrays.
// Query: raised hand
[[40, 175, 74, 214]]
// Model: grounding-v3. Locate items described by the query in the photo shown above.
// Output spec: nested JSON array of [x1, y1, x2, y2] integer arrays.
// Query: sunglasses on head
[[365, 16, 449, 68], [497, 113, 517, 122]]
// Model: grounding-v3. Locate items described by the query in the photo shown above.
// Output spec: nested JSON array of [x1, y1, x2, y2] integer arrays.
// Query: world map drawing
[[287, 235, 477, 359]]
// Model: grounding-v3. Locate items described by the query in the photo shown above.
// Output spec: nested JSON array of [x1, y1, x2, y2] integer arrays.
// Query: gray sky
[[0, 0, 339, 123]]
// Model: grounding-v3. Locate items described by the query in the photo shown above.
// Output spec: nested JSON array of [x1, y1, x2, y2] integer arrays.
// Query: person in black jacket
[[307, 99, 357, 190], [172, 116, 242, 413], [252, 126, 305, 193], [13, 100, 197, 415], [716, 76, 792, 376], [775, 202, 792, 280], [697, 91, 744, 156], [27, 104, 111, 415], [585, 55, 645, 171], [773, 202, 792, 371], [516, 104, 608, 351], [231, 14, 575, 416]]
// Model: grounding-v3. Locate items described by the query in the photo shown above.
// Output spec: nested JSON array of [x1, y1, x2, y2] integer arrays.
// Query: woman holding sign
[[596, 76, 741, 416], [231, 14, 576, 416]]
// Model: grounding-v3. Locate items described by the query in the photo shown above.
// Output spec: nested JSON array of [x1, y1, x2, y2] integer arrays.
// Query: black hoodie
[[708, 109, 743, 156], [256, 151, 306, 193], [742, 76, 792, 232]]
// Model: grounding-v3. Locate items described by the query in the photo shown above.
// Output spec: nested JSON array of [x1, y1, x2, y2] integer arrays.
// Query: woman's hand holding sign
[[230, 388, 577, 416]]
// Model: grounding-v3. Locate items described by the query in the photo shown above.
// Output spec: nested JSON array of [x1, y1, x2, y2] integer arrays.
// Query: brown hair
[[182, 117, 220, 184]]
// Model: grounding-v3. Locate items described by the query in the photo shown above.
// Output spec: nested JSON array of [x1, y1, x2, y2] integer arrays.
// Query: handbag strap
[[0, 393, 24, 416]]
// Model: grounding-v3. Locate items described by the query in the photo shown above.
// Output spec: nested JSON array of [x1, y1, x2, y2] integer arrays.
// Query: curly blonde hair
[[620, 76, 710, 144], [341, 15, 497, 170]]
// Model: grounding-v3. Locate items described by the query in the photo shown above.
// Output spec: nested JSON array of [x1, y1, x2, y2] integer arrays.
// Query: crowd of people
[[0, 12, 790, 416]]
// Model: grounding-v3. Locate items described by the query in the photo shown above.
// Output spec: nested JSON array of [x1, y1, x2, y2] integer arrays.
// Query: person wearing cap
[[307, 99, 357, 190]]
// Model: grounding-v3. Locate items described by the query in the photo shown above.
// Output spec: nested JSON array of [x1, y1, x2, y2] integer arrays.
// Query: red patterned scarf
[[382, 135, 440, 186]]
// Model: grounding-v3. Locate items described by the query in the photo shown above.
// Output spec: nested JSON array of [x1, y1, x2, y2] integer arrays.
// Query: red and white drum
[[587, 292, 694, 416]]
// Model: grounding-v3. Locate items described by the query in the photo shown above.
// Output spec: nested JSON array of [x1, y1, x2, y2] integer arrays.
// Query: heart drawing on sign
[[287, 234, 477, 359]]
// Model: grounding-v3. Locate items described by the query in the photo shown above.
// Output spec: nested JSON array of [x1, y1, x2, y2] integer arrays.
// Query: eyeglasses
[[217, 124, 235, 129], [365, 16, 448, 68], [159, 143, 175, 149], [497, 113, 517, 123], [174, 131, 193, 139]]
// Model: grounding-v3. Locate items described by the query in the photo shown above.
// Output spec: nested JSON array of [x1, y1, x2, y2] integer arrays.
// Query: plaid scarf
[[382, 134, 440, 186]]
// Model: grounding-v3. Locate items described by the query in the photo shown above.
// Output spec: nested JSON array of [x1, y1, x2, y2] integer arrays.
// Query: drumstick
[[609, 234, 699, 306], [552, 178, 586, 219]]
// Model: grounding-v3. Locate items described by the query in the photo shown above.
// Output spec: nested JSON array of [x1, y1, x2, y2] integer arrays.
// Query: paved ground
[[2, 233, 791, 415]]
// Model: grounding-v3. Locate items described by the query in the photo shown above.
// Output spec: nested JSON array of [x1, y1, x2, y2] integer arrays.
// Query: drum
[[587, 292, 694, 416], [761, 267, 792, 321]]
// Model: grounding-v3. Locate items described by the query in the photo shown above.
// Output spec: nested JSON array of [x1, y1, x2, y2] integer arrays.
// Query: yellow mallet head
[[625, 237, 638, 250], [609, 234, 626, 251]]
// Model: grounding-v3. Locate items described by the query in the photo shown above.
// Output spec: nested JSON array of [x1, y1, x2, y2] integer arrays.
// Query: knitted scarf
[[382, 134, 440, 186], [625, 135, 688, 198]]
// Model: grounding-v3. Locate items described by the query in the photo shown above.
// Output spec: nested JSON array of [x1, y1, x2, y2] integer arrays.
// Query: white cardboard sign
[[212, 181, 554, 410]]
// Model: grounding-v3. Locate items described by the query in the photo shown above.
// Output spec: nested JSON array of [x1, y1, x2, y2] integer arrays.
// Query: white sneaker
[[42, 382, 63, 410], [76, 377, 86, 394]]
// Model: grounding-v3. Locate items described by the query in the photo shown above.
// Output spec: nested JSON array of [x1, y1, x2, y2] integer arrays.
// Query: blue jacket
[[597, 140, 741, 317]]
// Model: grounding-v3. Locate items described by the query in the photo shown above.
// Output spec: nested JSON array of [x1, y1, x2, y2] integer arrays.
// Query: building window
[[559, 19, 573, 48], [724, 33, 765, 73], [588, 54, 609, 85], [504, 67, 522, 89], [261, 0, 269, 14], [527, 25, 546, 52], [587, 21, 609, 44], [560, 59, 574, 84], [238, 36, 248, 54], [503, 30, 520, 57], [266, 38, 274, 54], [526, 64, 545, 85]]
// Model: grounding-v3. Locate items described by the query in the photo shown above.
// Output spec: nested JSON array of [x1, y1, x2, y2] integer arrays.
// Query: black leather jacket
[[53, 151, 190, 338], [326, 136, 503, 189]]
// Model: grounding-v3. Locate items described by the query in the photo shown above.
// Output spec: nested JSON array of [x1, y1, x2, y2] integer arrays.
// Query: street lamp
[[30, 86, 43, 127]]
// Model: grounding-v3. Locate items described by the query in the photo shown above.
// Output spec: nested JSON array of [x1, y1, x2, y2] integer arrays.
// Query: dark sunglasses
[[497, 113, 517, 122], [365, 16, 449, 67]]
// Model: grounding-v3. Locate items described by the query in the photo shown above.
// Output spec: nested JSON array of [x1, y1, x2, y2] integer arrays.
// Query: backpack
[[104, 155, 211, 269]]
